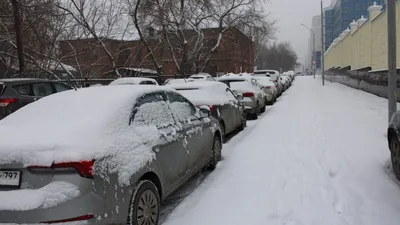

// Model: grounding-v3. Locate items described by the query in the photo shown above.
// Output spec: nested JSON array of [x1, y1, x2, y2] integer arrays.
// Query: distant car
[[168, 81, 246, 140], [109, 77, 159, 85], [218, 74, 266, 119], [0, 85, 222, 225], [189, 73, 215, 81], [254, 76, 277, 105], [253, 70, 283, 97], [0, 78, 73, 120], [164, 78, 196, 85], [281, 75, 291, 89]]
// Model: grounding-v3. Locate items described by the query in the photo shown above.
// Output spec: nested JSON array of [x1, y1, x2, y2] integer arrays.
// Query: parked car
[[168, 81, 246, 140], [189, 73, 215, 81], [280, 76, 290, 91], [0, 78, 73, 120], [281, 75, 291, 89], [109, 77, 159, 86], [164, 78, 196, 85], [218, 74, 266, 119], [253, 70, 283, 97], [0, 85, 222, 225], [254, 76, 277, 105]]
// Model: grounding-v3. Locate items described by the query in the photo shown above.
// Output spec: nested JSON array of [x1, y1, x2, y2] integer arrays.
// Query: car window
[[140, 80, 156, 85], [166, 91, 197, 123], [12, 84, 31, 96], [132, 92, 175, 127], [32, 83, 53, 97], [53, 83, 72, 92]]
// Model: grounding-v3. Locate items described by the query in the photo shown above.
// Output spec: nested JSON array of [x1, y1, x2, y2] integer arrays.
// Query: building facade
[[306, 15, 323, 73], [59, 28, 254, 79], [324, 0, 386, 50]]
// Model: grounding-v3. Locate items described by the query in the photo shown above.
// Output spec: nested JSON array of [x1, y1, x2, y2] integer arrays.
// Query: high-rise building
[[324, 0, 386, 50], [306, 15, 323, 73]]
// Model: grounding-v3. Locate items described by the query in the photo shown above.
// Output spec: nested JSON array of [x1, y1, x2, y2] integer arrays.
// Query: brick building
[[59, 27, 254, 78]]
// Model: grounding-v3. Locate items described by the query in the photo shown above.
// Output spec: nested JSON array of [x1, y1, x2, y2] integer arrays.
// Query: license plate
[[0, 170, 21, 187]]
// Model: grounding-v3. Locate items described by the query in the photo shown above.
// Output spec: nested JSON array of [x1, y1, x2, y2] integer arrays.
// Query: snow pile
[[0, 85, 174, 185], [0, 181, 80, 211], [109, 77, 159, 86]]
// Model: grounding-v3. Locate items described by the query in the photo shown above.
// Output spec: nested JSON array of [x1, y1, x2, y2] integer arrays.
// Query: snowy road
[[162, 76, 400, 225]]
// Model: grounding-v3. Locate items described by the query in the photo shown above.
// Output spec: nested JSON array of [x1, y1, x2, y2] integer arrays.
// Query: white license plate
[[0, 170, 21, 187]]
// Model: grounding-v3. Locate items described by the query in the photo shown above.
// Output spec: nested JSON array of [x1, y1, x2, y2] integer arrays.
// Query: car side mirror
[[236, 93, 244, 100], [199, 105, 211, 118]]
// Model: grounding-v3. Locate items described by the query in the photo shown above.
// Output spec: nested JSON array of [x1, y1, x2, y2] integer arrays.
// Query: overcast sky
[[264, 0, 332, 65]]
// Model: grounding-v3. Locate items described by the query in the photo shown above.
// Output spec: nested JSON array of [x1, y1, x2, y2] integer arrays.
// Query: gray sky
[[264, 0, 332, 65]]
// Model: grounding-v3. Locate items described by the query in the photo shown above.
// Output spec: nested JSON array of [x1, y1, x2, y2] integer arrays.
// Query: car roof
[[109, 77, 158, 85], [168, 81, 228, 90], [0, 78, 47, 84]]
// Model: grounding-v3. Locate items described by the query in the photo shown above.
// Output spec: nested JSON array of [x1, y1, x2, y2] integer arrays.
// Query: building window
[[344, 7, 348, 13], [356, 4, 360, 10]]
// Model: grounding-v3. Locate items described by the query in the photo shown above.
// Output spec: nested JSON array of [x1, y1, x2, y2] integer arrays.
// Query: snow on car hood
[[0, 181, 79, 211], [0, 86, 173, 185]]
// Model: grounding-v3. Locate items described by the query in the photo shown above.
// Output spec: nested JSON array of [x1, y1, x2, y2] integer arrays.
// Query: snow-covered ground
[[163, 76, 400, 225]]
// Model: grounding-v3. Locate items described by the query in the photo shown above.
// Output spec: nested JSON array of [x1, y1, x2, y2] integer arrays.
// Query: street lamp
[[301, 23, 316, 79]]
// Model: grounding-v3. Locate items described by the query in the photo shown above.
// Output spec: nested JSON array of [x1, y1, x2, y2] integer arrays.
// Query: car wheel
[[260, 103, 266, 113], [219, 121, 226, 142], [390, 135, 400, 180], [249, 103, 259, 120], [238, 113, 247, 131], [209, 135, 222, 170], [128, 180, 160, 225]]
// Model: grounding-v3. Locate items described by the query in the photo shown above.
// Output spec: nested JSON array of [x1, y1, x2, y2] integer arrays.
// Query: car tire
[[249, 103, 259, 120], [127, 180, 160, 225], [390, 135, 400, 180], [209, 135, 222, 170], [219, 121, 226, 142], [238, 113, 247, 131], [260, 103, 266, 113]]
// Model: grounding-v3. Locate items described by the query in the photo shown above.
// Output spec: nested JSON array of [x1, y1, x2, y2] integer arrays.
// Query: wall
[[324, 1, 400, 72]]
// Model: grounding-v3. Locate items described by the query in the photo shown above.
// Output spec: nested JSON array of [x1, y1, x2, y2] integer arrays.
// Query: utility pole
[[321, 1, 325, 86], [11, 0, 25, 75], [387, 0, 397, 123], [301, 23, 316, 79]]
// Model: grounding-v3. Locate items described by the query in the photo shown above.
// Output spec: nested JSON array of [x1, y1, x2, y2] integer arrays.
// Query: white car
[[164, 78, 198, 85], [109, 77, 159, 86], [254, 76, 277, 105], [253, 70, 283, 96], [218, 74, 266, 119], [189, 73, 215, 81]]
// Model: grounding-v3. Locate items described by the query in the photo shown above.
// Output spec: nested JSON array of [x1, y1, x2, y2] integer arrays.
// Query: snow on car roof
[[165, 78, 196, 85], [169, 81, 233, 106], [109, 77, 158, 85], [189, 73, 211, 78], [0, 85, 175, 185]]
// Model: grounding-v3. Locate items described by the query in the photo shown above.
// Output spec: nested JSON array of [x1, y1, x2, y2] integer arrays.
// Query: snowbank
[[0, 181, 80, 211], [0, 86, 174, 185]]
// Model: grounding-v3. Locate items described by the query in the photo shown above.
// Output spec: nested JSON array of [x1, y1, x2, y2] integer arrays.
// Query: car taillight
[[0, 98, 18, 107], [242, 92, 254, 97], [264, 86, 271, 88], [41, 214, 95, 224], [28, 160, 94, 179]]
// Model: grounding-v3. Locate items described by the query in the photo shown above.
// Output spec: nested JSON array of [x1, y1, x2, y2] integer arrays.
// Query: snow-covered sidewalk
[[163, 76, 400, 225]]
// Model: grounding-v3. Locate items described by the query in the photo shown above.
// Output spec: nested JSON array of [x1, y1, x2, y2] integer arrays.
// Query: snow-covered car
[[0, 85, 222, 225], [254, 76, 277, 105], [218, 75, 266, 119], [164, 78, 195, 85], [109, 77, 159, 86], [281, 76, 291, 90], [253, 70, 283, 97], [169, 81, 246, 139], [388, 112, 400, 181], [188, 73, 215, 81]]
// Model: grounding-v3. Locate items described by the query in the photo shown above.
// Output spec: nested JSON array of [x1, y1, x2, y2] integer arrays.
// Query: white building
[[306, 15, 323, 74]]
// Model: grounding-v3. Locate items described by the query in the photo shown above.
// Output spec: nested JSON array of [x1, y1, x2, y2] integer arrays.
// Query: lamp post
[[301, 24, 316, 79], [387, 0, 397, 123]]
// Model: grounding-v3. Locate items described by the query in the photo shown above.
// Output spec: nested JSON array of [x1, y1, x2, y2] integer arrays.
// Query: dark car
[[388, 112, 400, 180], [167, 81, 247, 140], [0, 78, 73, 119]]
